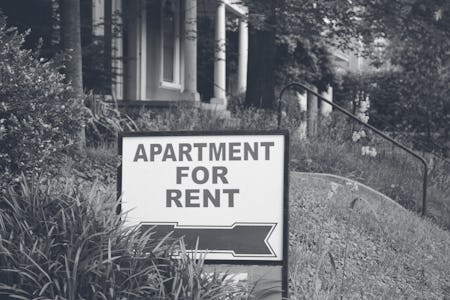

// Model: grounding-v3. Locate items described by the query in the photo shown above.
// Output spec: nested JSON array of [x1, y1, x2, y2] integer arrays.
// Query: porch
[[104, 0, 248, 110]]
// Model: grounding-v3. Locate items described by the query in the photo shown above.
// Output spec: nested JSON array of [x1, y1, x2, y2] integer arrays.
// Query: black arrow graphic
[[140, 222, 276, 256]]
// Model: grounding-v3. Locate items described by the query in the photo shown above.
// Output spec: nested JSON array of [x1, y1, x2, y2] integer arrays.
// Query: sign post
[[119, 130, 289, 298]]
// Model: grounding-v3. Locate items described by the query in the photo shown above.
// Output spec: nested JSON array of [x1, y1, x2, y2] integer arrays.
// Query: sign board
[[118, 131, 289, 297]]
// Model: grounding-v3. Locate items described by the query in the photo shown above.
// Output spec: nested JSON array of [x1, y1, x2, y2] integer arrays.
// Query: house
[[329, 37, 392, 74], [93, 0, 249, 110]]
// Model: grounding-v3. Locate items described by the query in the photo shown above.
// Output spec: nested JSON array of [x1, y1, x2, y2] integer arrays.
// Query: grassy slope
[[81, 146, 450, 298], [288, 172, 450, 299]]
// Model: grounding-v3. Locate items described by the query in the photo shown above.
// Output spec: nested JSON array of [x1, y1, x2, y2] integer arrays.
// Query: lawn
[[289, 172, 450, 299]]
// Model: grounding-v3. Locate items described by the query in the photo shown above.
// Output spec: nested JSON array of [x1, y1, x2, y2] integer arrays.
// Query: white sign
[[120, 131, 288, 261]]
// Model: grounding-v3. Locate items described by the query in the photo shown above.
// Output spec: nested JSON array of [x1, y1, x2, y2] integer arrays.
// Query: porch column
[[296, 91, 307, 141], [307, 85, 318, 137], [320, 85, 333, 117], [211, 0, 227, 106], [124, 0, 146, 100], [112, 0, 123, 100], [237, 17, 248, 94], [92, 0, 105, 36], [183, 0, 200, 101], [137, 0, 147, 100]]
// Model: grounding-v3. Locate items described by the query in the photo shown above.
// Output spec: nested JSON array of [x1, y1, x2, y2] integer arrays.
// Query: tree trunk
[[60, 0, 85, 149], [61, 0, 83, 97]]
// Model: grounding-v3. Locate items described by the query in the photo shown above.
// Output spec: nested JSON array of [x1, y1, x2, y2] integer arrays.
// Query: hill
[[289, 172, 450, 299]]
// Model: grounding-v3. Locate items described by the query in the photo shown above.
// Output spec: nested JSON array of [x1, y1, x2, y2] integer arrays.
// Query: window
[[161, 0, 180, 88]]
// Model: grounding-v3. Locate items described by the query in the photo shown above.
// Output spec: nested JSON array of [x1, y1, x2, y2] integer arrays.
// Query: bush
[[0, 15, 85, 184], [0, 176, 250, 299]]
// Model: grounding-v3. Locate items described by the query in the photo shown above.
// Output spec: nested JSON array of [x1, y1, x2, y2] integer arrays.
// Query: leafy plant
[[0, 175, 249, 299], [0, 15, 85, 184]]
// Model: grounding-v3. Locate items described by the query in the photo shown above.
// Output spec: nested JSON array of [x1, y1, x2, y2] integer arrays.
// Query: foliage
[[0, 16, 85, 184], [0, 175, 250, 299], [243, 0, 363, 90], [289, 113, 450, 228], [274, 0, 359, 89], [333, 0, 450, 154], [335, 70, 450, 155]]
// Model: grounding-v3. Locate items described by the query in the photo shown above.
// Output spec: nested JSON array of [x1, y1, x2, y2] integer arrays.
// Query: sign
[[118, 131, 289, 297]]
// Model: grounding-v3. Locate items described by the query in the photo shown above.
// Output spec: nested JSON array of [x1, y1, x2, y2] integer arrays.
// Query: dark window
[[162, 0, 175, 82]]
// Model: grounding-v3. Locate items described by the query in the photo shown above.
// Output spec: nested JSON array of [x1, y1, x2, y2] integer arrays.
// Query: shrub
[[0, 15, 85, 184]]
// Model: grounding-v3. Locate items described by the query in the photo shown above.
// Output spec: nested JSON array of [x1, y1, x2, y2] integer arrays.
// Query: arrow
[[139, 222, 276, 256]]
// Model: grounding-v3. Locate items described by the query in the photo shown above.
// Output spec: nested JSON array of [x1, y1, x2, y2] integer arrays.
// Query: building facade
[[95, 0, 248, 109]]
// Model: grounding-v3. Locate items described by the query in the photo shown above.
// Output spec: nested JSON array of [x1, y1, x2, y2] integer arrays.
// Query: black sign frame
[[117, 130, 289, 298]]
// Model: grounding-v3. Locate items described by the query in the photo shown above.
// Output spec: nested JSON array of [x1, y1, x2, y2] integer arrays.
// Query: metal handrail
[[278, 82, 428, 216]]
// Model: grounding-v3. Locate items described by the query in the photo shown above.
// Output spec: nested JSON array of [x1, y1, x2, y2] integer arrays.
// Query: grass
[[288, 172, 450, 299]]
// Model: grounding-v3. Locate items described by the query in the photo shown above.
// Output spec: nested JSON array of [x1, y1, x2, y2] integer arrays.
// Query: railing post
[[422, 164, 428, 216]]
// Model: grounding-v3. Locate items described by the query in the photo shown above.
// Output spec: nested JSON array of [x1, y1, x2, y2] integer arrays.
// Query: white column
[[307, 85, 318, 137], [92, 0, 105, 36], [320, 85, 333, 117], [296, 91, 307, 141], [211, 0, 227, 105], [183, 0, 200, 101], [124, 0, 138, 99], [112, 0, 123, 100], [237, 18, 248, 94], [138, 0, 147, 100]]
